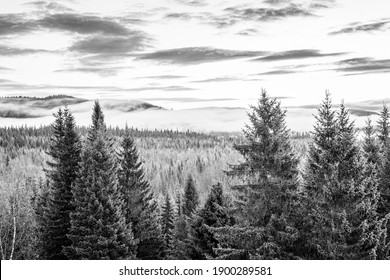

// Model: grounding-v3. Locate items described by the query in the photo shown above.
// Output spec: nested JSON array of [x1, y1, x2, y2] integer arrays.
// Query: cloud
[[349, 109, 377, 117], [191, 76, 241, 83], [126, 85, 196, 92], [224, 3, 312, 22], [255, 49, 345, 61], [55, 66, 125, 76], [336, 57, 390, 74], [24, 1, 74, 12], [138, 47, 266, 64], [174, 0, 207, 6], [330, 19, 390, 35], [258, 70, 296, 75], [38, 13, 130, 35], [0, 14, 34, 36], [0, 44, 49, 56], [69, 33, 148, 55], [135, 75, 187, 79], [165, 13, 193, 20], [142, 97, 238, 103], [237, 28, 259, 36]]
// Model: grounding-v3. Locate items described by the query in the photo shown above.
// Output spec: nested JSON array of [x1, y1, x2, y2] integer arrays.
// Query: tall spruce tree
[[376, 105, 390, 258], [170, 192, 190, 259], [183, 175, 199, 217], [213, 89, 300, 259], [65, 101, 136, 260], [377, 104, 390, 149], [39, 107, 81, 259], [160, 193, 175, 258], [377, 105, 390, 219], [117, 128, 163, 260], [193, 183, 234, 259], [303, 95, 384, 259]]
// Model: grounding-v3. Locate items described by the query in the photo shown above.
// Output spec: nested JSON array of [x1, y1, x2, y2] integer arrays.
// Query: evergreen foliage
[[160, 193, 175, 257], [117, 128, 163, 260], [193, 183, 234, 259], [363, 118, 381, 169], [38, 107, 81, 259], [65, 101, 136, 260], [213, 89, 300, 259], [303, 94, 384, 259], [183, 175, 199, 217]]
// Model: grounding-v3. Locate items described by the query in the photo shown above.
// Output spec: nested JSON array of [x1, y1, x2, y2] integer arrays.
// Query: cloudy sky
[[1, 0, 390, 130]]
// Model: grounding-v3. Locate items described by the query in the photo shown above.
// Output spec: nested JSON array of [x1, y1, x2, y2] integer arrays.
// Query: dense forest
[[0, 90, 389, 260]]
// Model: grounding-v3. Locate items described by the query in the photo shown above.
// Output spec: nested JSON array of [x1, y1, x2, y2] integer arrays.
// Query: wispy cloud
[[224, 3, 312, 22], [330, 19, 390, 35], [135, 75, 187, 79], [0, 44, 50, 55], [191, 76, 241, 83], [336, 57, 390, 74], [69, 33, 149, 55], [126, 85, 196, 92], [254, 49, 345, 61], [138, 47, 266, 64], [174, 0, 207, 7], [38, 13, 130, 35], [142, 97, 237, 103], [0, 14, 34, 36], [24, 1, 75, 13]]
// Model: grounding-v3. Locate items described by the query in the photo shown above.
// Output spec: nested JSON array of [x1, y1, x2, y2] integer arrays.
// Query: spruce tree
[[183, 175, 199, 217], [39, 107, 81, 259], [213, 89, 300, 259], [65, 101, 136, 260], [193, 183, 234, 259], [168, 191, 192, 259], [377, 104, 389, 149], [363, 118, 381, 168], [117, 128, 163, 260], [303, 95, 384, 259], [160, 193, 175, 258]]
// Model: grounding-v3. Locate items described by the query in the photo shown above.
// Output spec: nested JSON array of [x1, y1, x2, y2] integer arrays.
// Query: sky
[[0, 0, 390, 131]]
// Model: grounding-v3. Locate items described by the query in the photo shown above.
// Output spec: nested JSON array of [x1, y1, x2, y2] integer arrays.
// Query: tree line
[[1, 89, 390, 259]]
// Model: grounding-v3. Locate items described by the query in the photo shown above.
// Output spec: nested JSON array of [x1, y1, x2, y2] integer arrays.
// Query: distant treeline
[[0, 95, 76, 100], [0, 125, 309, 151]]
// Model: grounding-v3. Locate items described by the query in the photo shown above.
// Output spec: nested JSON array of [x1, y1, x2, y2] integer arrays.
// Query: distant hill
[[0, 95, 165, 119], [0, 95, 88, 109]]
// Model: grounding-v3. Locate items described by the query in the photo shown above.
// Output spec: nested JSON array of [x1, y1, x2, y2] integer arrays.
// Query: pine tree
[[193, 183, 234, 259], [160, 193, 175, 258], [38, 107, 81, 259], [117, 128, 163, 260], [65, 101, 136, 260], [213, 89, 300, 259], [303, 95, 384, 259]]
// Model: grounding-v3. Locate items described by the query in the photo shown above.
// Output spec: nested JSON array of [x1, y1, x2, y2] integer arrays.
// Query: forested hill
[[0, 95, 164, 119]]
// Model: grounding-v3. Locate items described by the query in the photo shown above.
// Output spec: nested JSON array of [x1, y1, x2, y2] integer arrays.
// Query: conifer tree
[[193, 183, 234, 259], [117, 128, 163, 260], [303, 95, 384, 259], [160, 193, 175, 258], [363, 118, 381, 168], [213, 89, 300, 259], [39, 107, 81, 259], [65, 101, 136, 260], [183, 175, 199, 217], [377, 104, 389, 149], [170, 192, 191, 259]]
